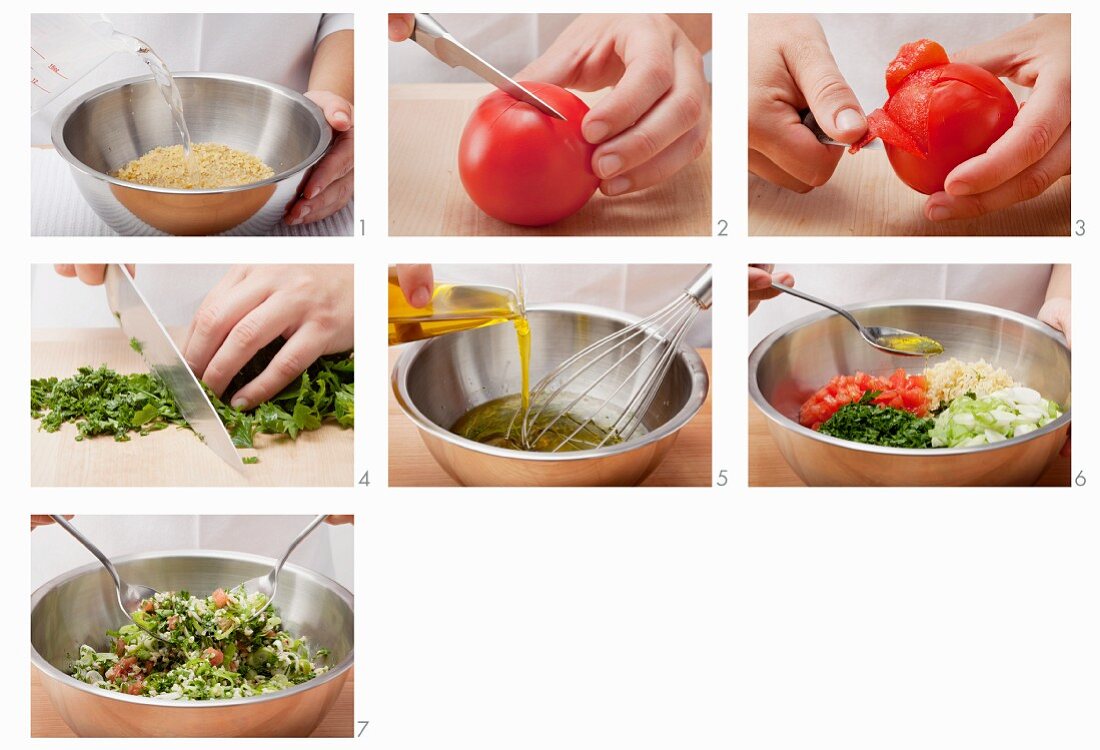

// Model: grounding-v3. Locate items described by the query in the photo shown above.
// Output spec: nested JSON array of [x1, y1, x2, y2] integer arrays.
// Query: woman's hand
[[517, 14, 711, 197], [748, 14, 866, 192], [286, 90, 354, 225], [748, 264, 794, 314], [395, 264, 434, 308], [54, 264, 134, 285], [287, 29, 354, 226], [182, 265, 354, 409], [325, 515, 354, 525], [31, 515, 71, 531], [926, 14, 1071, 221]]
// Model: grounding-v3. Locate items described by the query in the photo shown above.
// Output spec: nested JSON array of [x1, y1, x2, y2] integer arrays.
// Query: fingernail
[[584, 120, 609, 144], [307, 186, 321, 200], [948, 180, 974, 196], [231, 397, 248, 409], [333, 112, 350, 129], [928, 205, 952, 221], [605, 176, 631, 196], [389, 18, 410, 39], [294, 205, 312, 224], [834, 108, 864, 134], [597, 154, 623, 179], [411, 286, 431, 308]]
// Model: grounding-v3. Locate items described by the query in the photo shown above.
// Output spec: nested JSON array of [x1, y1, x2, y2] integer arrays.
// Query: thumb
[[789, 49, 866, 144], [951, 38, 1017, 77], [305, 91, 353, 131], [514, 50, 573, 88], [396, 264, 434, 308]]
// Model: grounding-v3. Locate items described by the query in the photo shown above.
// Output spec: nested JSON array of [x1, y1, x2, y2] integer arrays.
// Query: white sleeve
[[316, 13, 353, 47]]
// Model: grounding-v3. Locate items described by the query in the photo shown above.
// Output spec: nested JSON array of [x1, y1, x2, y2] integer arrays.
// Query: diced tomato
[[799, 369, 930, 430], [203, 647, 224, 667], [211, 588, 229, 609]]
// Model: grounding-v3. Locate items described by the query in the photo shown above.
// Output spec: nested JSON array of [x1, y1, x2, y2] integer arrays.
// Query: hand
[[388, 13, 414, 42], [748, 264, 794, 314], [31, 514, 71, 531], [325, 515, 354, 525], [926, 14, 1071, 221], [1038, 296, 1071, 349], [182, 265, 354, 408], [517, 14, 710, 197], [54, 264, 134, 285], [395, 264, 434, 308], [748, 14, 866, 192], [284, 91, 353, 226]]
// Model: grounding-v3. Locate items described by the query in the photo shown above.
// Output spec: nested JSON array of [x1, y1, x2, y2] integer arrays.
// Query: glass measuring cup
[[31, 14, 128, 113]]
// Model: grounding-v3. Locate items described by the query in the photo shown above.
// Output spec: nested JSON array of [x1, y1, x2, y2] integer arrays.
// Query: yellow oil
[[388, 270, 531, 408], [878, 334, 944, 356], [451, 394, 624, 452]]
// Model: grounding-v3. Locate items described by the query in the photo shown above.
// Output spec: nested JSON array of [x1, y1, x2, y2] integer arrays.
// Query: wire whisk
[[513, 265, 712, 452]]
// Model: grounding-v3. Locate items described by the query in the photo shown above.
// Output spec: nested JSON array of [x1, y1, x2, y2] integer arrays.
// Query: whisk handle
[[685, 265, 713, 309]]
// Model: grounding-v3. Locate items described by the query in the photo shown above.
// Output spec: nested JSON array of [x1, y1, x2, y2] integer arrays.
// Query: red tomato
[[799, 369, 930, 430], [458, 82, 600, 226], [850, 39, 1018, 195]]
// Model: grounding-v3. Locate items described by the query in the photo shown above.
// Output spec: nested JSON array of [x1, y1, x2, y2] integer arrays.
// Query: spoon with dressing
[[770, 282, 944, 357]]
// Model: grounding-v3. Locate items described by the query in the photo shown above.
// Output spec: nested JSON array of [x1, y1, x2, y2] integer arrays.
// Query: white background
[[5, 2, 1097, 750]]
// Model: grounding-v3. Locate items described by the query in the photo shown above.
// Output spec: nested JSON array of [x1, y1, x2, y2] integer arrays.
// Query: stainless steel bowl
[[51, 73, 332, 235], [392, 305, 710, 486], [749, 300, 1071, 486], [31, 551, 353, 737]]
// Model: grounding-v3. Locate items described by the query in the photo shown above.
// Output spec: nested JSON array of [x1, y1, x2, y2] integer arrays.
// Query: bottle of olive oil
[[388, 266, 531, 410], [387, 267, 526, 345]]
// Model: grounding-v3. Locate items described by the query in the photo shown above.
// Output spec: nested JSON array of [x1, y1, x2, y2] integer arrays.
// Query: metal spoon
[[50, 515, 168, 642], [770, 282, 944, 357], [237, 514, 328, 621]]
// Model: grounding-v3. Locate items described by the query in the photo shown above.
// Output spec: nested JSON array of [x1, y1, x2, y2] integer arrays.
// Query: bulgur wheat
[[115, 143, 274, 189], [922, 358, 1017, 411]]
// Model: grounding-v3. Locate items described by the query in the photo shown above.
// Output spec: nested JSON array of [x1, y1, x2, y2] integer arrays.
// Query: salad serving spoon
[[770, 282, 944, 357], [237, 514, 329, 621], [50, 515, 169, 642]]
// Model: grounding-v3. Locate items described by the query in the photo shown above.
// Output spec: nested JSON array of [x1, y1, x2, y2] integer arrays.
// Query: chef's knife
[[410, 13, 567, 120], [104, 264, 242, 471]]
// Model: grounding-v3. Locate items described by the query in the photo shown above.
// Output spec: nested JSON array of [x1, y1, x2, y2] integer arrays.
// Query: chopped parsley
[[818, 391, 934, 449], [31, 350, 353, 448]]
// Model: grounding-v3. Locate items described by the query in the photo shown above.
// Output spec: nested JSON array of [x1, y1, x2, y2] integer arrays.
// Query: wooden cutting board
[[748, 399, 1070, 487], [749, 151, 1070, 236], [31, 329, 353, 487], [30, 667, 353, 737], [389, 83, 712, 236], [389, 348, 712, 487]]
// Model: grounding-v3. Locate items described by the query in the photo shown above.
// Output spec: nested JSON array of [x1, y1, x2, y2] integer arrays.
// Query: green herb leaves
[[31, 352, 354, 449], [818, 402, 933, 449], [31, 366, 186, 441]]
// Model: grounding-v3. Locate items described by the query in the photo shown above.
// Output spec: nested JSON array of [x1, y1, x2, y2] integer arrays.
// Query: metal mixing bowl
[[392, 305, 709, 486], [31, 551, 353, 737], [51, 73, 332, 235], [749, 300, 1071, 486]]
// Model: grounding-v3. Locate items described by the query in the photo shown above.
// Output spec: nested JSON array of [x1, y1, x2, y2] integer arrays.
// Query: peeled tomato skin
[[853, 51, 1018, 195], [881, 64, 1017, 194]]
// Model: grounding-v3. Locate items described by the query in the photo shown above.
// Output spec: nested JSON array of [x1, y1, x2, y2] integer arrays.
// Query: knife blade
[[410, 13, 567, 120], [104, 265, 242, 471]]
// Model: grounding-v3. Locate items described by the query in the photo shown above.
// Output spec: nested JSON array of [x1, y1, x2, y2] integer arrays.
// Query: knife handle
[[411, 13, 458, 67]]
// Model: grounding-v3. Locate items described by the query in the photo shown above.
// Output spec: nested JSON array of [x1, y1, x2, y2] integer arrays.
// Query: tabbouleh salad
[[69, 585, 329, 700]]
